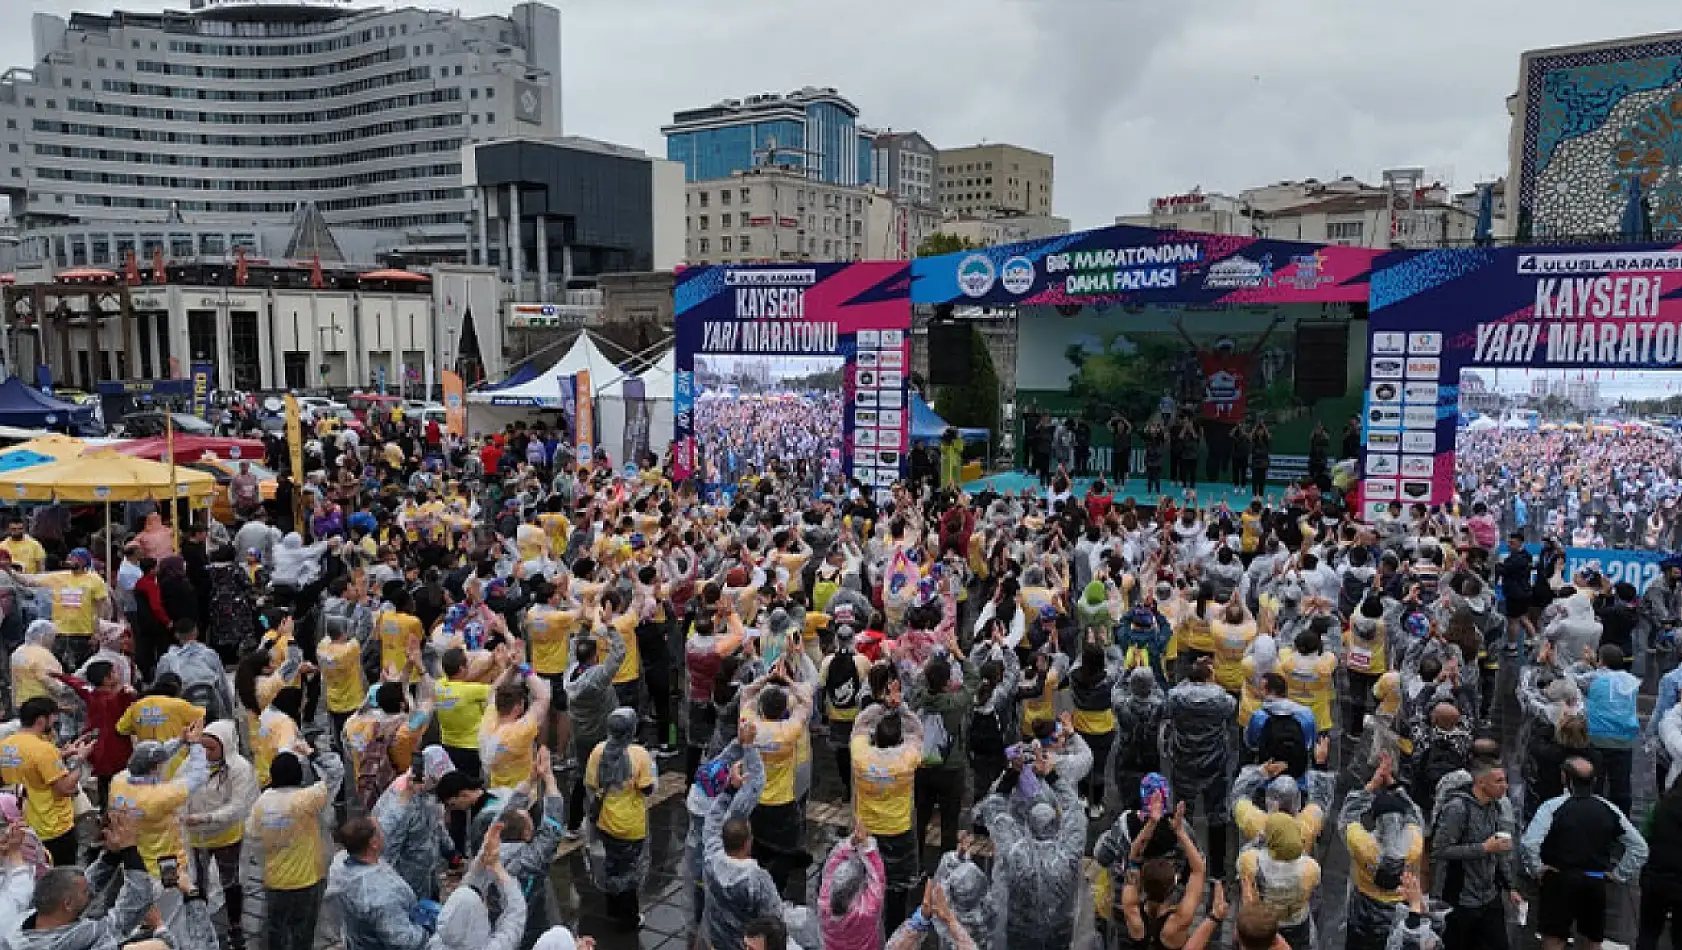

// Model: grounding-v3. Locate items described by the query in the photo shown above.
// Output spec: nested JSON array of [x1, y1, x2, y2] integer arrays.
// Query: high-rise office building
[[871, 130, 938, 205], [0, 0, 563, 267], [662, 86, 874, 186]]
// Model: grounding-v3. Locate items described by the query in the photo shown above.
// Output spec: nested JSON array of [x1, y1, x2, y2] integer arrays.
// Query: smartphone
[[159, 855, 179, 889]]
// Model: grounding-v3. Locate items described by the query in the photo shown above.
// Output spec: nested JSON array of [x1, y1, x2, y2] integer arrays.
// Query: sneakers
[[562, 828, 581, 842], [1086, 803, 1104, 820], [654, 744, 680, 758]]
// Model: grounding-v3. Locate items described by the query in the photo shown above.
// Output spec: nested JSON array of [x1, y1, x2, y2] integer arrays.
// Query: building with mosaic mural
[[1510, 29, 1682, 242]]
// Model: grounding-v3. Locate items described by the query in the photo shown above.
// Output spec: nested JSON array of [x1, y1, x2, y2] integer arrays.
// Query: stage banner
[[910, 224, 1381, 307], [441, 371, 466, 437], [1361, 243, 1682, 521], [671, 262, 913, 494], [575, 369, 594, 464], [622, 376, 650, 468]]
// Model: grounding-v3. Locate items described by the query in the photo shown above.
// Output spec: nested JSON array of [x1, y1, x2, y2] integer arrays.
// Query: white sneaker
[[1087, 803, 1104, 820]]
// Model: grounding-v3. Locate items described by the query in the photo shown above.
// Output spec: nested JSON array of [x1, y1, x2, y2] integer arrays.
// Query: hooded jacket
[[1165, 680, 1237, 788], [975, 771, 1086, 950], [187, 720, 258, 850], [6, 847, 157, 950], [564, 623, 627, 757], [1543, 592, 1603, 666], [425, 867, 525, 950], [153, 641, 238, 723], [702, 755, 781, 950], [270, 533, 328, 589]]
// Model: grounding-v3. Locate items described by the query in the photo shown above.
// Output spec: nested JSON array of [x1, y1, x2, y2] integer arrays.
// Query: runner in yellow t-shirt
[[116, 686, 202, 778], [478, 666, 550, 789], [0, 698, 92, 864], [0, 520, 45, 573], [583, 706, 656, 844], [525, 579, 581, 757], [107, 721, 210, 878], [42, 551, 109, 643], [375, 590, 425, 683], [317, 617, 367, 732], [245, 740, 344, 899]]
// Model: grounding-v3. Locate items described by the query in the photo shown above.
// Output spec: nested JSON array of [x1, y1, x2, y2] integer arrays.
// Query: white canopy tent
[[596, 347, 674, 469], [470, 332, 622, 409]]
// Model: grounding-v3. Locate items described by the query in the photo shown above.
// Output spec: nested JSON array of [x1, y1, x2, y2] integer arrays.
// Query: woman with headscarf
[[10, 619, 65, 709], [74, 619, 135, 691], [426, 823, 526, 950], [135, 512, 175, 561], [1236, 811, 1322, 950], [583, 707, 656, 931], [818, 822, 885, 950], [206, 545, 259, 663]]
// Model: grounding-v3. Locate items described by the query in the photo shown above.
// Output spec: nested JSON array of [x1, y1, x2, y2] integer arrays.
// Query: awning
[[359, 268, 430, 282], [56, 267, 118, 282], [115, 435, 266, 464], [0, 449, 216, 503]]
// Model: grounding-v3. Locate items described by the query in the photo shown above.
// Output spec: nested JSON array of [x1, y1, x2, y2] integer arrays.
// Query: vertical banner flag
[[376, 364, 388, 396], [282, 394, 305, 529], [441, 370, 466, 437], [574, 369, 594, 464], [557, 374, 578, 452], [622, 376, 649, 468], [190, 361, 213, 418]]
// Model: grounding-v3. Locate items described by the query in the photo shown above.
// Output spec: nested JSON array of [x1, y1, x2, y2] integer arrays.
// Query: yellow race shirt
[[526, 605, 579, 676], [107, 775, 190, 876], [252, 709, 298, 788], [434, 679, 493, 750], [1277, 648, 1339, 732], [600, 612, 642, 685], [376, 611, 424, 682], [41, 573, 107, 637], [744, 714, 803, 807], [342, 712, 423, 780], [317, 640, 366, 715], [481, 717, 540, 789], [1210, 618, 1257, 692], [9, 644, 59, 706], [850, 729, 920, 836], [1021, 668, 1060, 737], [1174, 612, 1216, 655], [0, 731, 72, 839], [585, 744, 655, 840], [250, 784, 333, 890], [0, 537, 45, 573], [117, 695, 199, 777]]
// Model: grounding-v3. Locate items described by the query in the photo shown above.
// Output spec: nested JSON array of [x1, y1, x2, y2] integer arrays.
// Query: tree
[[914, 232, 980, 258], [934, 324, 1000, 444]]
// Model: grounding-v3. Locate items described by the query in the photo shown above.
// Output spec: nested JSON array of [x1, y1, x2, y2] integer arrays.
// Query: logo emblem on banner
[[956, 254, 995, 298], [1000, 257, 1035, 295]]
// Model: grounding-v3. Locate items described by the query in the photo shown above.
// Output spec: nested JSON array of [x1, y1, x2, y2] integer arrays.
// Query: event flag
[[282, 394, 305, 529], [442, 370, 466, 437], [575, 370, 594, 465]]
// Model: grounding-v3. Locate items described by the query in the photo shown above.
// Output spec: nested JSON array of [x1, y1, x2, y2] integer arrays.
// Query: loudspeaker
[[1294, 321, 1349, 401], [926, 322, 971, 386]]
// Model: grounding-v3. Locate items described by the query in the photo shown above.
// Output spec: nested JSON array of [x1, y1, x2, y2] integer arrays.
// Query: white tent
[[470, 332, 622, 408], [596, 347, 674, 469]]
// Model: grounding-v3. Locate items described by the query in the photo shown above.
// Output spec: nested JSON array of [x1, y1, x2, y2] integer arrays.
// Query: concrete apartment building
[[937, 143, 1054, 218]]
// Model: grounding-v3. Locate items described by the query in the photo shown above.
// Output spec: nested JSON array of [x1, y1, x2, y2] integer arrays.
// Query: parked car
[[116, 412, 216, 438], [186, 458, 279, 525]]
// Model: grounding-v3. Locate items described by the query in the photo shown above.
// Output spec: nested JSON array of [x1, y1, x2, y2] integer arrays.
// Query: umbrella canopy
[[0, 449, 216, 503]]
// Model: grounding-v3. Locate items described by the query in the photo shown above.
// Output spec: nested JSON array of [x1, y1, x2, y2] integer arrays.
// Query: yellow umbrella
[[0, 434, 87, 461], [0, 449, 216, 503]]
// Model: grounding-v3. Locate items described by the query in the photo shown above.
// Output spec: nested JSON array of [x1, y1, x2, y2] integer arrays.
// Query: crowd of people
[[1456, 426, 1682, 551], [694, 392, 843, 496], [0, 401, 1677, 950]]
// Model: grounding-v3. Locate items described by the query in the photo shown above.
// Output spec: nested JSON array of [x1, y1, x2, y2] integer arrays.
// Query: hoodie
[[187, 720, 258, 850], [425, 867, 525, 950], [270, 533, 328, 589], [325, 852, 428, 950], [975, 772, 1086, 950], [153, 640, 238, 722], [1543, 591, 1603, 666]]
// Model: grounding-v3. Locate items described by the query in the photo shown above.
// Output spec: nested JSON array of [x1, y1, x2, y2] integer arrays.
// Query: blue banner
[[1508, 544, 1668, 594], [190, 361, 214, 417]]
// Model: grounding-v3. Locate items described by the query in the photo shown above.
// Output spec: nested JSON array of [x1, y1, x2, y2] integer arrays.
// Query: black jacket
[[1500, 550, 1534, 601]]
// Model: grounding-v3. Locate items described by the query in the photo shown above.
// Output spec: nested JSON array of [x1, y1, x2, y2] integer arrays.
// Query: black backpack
[[1258, 710, 1309, 778], [824, 651, 862, 718], [969, 704, 1006, 758]]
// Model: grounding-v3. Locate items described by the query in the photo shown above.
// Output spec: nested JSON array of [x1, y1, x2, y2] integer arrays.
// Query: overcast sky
[[13, 0, 1682, 229]]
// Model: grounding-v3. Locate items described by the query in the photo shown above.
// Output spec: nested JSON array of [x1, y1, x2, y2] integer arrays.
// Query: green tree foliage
[[914, 233, 980, 258]]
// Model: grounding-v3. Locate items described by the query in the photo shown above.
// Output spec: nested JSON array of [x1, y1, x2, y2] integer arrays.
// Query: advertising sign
[[671, 262, 912, 492], [283, 394, 304, 528], [1361, 243, 1682, 520], [442, 371, 466, 437], [622, 376, 649, 468], [190, 361, 213, 417], [911, 224, 1382, 307], [574, 370, 594, 464]]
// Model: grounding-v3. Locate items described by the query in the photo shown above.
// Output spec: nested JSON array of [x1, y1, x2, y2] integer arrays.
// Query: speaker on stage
[[1294, 321, 1350, 401], [927, 321, 971, 386]]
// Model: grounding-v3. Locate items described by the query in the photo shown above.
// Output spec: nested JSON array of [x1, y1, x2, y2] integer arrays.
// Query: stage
[[960, 470, 1280, 509]]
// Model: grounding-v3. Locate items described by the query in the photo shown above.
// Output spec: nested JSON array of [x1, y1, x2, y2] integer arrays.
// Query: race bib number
[[1347, 645, 1374, 674]]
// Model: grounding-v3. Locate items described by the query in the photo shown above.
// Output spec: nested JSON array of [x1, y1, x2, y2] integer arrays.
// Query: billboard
[[672, 262, 912, 493], [1361, 243, 1682, 520], [910, 224, 1382, 308]]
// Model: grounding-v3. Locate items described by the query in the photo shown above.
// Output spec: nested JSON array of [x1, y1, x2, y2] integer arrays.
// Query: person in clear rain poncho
[[583, 707, 656, 931], [685, 724, 763, 926], [425, 824, 526, 950], [1164, 656, 1237, 879], [703, 723, 785, 950], [975, 743, 1087, 950], [371, 745, 457, 903], [1341, 757, 1426, 950], [927, 834, 994, 950], [817, 823, 885, 950]]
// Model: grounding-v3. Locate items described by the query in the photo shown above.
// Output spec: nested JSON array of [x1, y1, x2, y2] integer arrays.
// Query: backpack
[[182, 681, 229, 724], [969, 704, 1006, 759], [356, 717, 403, 811], [920, 710, 955, 767], [1257, 710, 1309, 778], [824, 652, 862, 718], [1588, 671, 1641, 743]]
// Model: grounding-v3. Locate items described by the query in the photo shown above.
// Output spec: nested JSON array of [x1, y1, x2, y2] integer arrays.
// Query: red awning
[[56, 267, 118, 282], [0, 275, 15, 285], [359, 268, 431, 282], [114, 435, 266, 464]]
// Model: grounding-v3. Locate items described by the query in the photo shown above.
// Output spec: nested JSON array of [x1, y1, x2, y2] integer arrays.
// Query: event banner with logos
[[672, 262, 912, 492], [910, 225, 1382, 307], [1360, 243, 1682, 520]]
